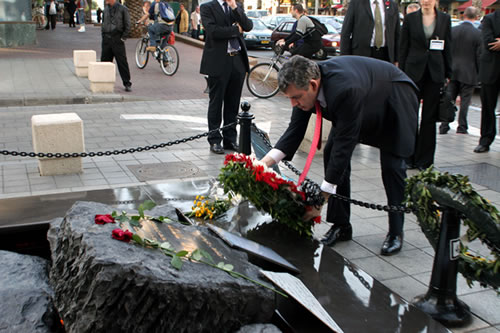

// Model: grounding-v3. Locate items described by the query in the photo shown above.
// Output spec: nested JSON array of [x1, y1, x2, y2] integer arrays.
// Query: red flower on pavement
[[95, 214, 115, 224], [112, 228, 133, 243]]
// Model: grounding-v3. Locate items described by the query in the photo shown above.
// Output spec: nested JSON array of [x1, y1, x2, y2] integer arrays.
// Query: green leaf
[[111, 211, 117, 218], [160, 242, 172, 251], [176, 250, 189, 257], [132, 234, 143, 245], [144, 238, 159, 248], [223, 264, 234, 271], [129, 215, 141, 227], [116, 215, 129, 223], [191, 249, 202, 261], [199, 249, 214, 264], [141, 200, 157, 211], [229, 271, 239, 278], [171, 255, 183, 270], [217, 262, 225, 269]]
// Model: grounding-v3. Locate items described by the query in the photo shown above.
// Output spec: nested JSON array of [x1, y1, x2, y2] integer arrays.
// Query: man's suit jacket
[[451, 21, 481, 85], [199, 0, 253, 77], [340, 0, 400, 63], [479, 11, 500, 84], [274, 56, 418, 185], [399, 9, 452, 84]]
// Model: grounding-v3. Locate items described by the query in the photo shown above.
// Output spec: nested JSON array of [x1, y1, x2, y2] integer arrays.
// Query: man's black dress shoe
[[124, 85, 132, 92], [223, 142, 239, 152], [473, 145, 489, 153], [210, 143, 224, 154], [439, 128, 449, 135], [321, 225, 352, 246], [381, 234, 403, 256]]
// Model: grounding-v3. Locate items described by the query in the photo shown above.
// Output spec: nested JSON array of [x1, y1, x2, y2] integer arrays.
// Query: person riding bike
[[276, 4, 322, 59], [144, 0, 174, 52]]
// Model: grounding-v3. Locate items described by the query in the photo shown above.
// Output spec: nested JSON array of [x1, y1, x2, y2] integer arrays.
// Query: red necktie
[[298, 102, 322, 186]]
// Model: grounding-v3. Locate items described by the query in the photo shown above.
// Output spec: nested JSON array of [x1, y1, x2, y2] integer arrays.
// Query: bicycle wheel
[[135, 39, 149, 69], [160, 44, 179, 76], [246, 62, 280, 98]]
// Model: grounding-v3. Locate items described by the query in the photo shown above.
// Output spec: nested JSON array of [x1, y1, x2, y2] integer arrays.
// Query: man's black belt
[[227, 51, 240, 56]]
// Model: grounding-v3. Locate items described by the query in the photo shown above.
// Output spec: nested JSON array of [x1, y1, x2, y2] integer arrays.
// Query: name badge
[[429, 39, 445, 51]]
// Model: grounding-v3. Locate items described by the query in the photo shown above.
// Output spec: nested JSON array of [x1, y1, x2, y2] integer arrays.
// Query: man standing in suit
[[200, 0, 253, 154], [261, 56, 419, 255], [340, 0, 400, 63], [474, 10, 500, 153], [440, 7, 481, 135]]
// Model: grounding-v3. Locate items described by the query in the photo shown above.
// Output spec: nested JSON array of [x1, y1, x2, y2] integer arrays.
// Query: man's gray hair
[[278, 55, 321, 92], [464, 6, 478, 20]]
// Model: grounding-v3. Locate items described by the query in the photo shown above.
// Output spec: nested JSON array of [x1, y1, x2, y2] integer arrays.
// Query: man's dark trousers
[[207, 53, 245, 145], [479, 76, 500, 147], [440, 80, 475, 133], [101, 33, 131, 87]]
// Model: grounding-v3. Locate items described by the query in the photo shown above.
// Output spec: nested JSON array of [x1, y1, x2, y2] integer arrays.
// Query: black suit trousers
[[68, 7, 76, 27], [479, 77, 500, 147], [207, 53, 245, 145], [440, 80, 475, 132], [101, 35, 131, 87]]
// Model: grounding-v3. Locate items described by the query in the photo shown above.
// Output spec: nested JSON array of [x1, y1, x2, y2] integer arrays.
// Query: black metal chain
[[251, 124, 414, 214], [0, 123, 237, 159]]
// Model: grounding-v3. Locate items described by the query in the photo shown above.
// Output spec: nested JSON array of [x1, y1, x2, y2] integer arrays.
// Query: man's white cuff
[[321, 180, 337, 194], [266, 149, 286, 164]]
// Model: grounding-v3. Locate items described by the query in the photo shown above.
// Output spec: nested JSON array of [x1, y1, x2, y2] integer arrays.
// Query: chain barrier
[[0, 123, 238, 159], [251, 124, 414, 214]]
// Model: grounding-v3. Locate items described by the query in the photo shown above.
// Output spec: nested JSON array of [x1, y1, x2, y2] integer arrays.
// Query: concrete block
[[299, 113, 332, 154], [73, 50, 97, 77], [32, 113, 85, 176], [88, 62, 116, 93]]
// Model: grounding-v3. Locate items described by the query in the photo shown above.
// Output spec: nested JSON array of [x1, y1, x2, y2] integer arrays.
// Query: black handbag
[[438, 84, 457, 123]]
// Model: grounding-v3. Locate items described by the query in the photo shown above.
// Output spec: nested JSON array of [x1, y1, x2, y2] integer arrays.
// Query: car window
[[283, 22, 294, 32], [252, 19, 268, 30]]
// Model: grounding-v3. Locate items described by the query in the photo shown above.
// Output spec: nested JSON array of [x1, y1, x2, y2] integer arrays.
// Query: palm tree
[[124, 0, 144, 38]]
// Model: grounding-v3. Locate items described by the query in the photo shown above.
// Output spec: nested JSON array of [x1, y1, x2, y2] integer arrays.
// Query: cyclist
[[276, 4, 322, 59], [145, 0, 174, 52]]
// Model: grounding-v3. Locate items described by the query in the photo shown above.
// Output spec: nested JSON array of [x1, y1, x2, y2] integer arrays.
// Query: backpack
[[307, 16, 328, 36], [159, 2, 175, 22]]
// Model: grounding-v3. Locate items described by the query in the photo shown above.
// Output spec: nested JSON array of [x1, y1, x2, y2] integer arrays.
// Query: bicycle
[[135, 24, 179, 76], [246, 46, 289, 99]]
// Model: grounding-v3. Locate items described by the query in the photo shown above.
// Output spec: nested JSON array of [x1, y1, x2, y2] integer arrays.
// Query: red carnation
[[95, 214, 115, 224], [385, 1, 390, 6], [313, 216, 321, 224], [112, 228, 133, 242]]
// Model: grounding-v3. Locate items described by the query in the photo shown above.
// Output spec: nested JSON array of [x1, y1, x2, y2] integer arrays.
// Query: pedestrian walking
[[474, 10, 500, 153], [200, 0, 253, 154], [440, 7, 481, 135], [101, 0, 132, 92], [340, 0, 401, 64], [77, 0, 88, 32], [191, 6, 201, 39], [261, 55, 418, 256], [45, 0, 59, 30], [178, 4, 189, 35], [66, 0, 77, 27], [399, 0, 452, 169], [97, 7, 103, 23]]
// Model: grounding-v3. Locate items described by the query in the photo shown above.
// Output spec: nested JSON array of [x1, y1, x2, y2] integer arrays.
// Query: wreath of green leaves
[[405, 168, 500, 292]]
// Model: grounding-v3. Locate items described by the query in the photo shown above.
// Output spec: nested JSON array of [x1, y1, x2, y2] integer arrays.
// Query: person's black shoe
[[210, 143, 224, 154], [223, 142, 239, 152], [124, 85, 132, 92], [456, 128, 468, 134], [473, 145, 489, 153], [381, 234, 403, 256], [320, 225, 352, 246], [439, 128, 449, 134]]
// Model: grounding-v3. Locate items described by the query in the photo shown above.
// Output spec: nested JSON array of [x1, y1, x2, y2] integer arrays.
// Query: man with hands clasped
[[200, 0, 253, 155], [261, 55, 419, 256]]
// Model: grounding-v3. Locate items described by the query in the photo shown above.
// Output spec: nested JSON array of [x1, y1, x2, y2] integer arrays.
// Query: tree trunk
[[124, 0, 143, 38], [471, 0, 482, 11]]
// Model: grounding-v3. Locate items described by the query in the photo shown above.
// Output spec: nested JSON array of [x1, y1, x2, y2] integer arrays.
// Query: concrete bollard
[[88, 62, 116, 93], [32, 113, 85, 176], [73, 50, 97, 77]]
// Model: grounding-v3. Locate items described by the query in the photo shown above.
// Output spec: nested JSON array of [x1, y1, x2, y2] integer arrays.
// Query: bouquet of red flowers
[[219, 153, 319, 237]]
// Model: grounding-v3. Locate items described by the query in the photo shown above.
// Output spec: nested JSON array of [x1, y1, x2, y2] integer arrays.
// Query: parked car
[[243, 18, 273, 49], [270, 20, 340, 58], [310, 15, 342, 31], [247, 10, 269, 18], [261, 14, 294, 30]]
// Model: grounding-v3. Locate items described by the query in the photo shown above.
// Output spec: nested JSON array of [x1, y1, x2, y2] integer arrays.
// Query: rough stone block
[[48, 201, 275, 333], [89, 81, 115, 93], [299, 113, 332, 155], [0, 250, 59, 333], [73, 50, 97, 78], [88, 62, 116, 93], [32, 113, 84, 176]]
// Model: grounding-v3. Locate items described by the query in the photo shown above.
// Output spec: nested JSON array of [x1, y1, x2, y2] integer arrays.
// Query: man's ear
[[310, 78, 320, 92]]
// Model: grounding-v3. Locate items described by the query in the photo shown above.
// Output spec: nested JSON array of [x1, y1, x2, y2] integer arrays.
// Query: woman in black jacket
[[400, 0, 452, 169]]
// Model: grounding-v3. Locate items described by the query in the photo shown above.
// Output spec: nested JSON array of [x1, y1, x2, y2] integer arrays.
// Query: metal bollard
[[412, 207, 471, 327], [238, 101, 254, 155]]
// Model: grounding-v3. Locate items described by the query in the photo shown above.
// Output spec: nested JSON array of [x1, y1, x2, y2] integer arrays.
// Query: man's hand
[[488, 38, 500, 51], [277, 39, 285, 47], [260, 155, 276, 167], [236, 23, 243, 34], [225, 0, 237, 10]]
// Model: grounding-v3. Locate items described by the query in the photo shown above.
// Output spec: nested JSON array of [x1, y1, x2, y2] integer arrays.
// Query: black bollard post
[[238, 101, 254, 155], [412, 208, 471, 327]]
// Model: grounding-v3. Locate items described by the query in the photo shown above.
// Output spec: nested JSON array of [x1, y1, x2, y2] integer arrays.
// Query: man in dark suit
[[474, 10, 500, 153], [261, 55, 419, 256], [340, 0, 400, 63], [440, 7, 481, 135], [200, 0, 253, 154]]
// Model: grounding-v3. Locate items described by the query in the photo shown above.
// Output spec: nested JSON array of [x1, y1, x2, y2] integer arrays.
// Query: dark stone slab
[[48, 201, 275, 333], [0, 250, 59, 333], [236, 323, 282, 333], [439, 163, 500, 192], [127, 162, 207, 181]]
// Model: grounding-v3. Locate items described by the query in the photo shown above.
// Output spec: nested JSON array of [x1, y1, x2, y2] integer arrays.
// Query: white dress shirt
[[370, 0, 386, 48]]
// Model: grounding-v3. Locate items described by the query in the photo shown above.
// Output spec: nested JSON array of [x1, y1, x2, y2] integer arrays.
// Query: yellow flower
[[197, 202, 201, 207], [196, 195, 200, 200], [193, 200, 197, 205], [200, 196, 205, 200]]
